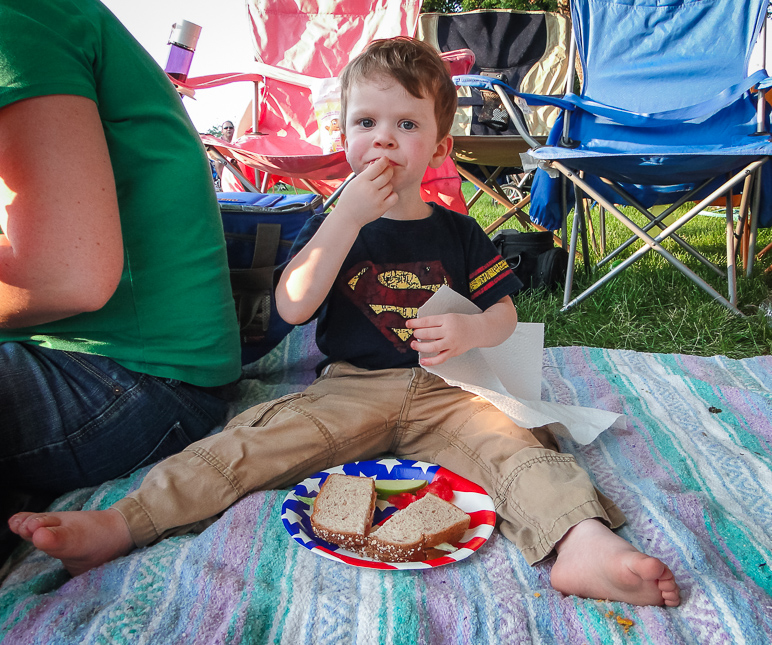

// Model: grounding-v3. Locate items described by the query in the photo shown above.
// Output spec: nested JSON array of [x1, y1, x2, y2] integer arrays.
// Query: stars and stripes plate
[[281, 459, 496, 570]]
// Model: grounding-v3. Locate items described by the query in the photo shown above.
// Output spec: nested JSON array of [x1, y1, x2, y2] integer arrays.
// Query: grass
[[466, 184, 772, 358], [273, 180, 772, 358]]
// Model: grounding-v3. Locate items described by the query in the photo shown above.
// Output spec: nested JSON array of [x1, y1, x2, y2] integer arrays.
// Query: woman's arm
[[0, 94, 123, 328]]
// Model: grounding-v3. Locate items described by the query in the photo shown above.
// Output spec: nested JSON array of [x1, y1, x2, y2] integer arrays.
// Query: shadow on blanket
[[2, 322, 771, 644]]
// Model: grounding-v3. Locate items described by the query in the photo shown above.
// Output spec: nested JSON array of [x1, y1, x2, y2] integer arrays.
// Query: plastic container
[[164, 20, 201, 83]]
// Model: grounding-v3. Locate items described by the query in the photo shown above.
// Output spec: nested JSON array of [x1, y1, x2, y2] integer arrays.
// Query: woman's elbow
[[77, 283, 118, 313], [68, 258, 123, 313]]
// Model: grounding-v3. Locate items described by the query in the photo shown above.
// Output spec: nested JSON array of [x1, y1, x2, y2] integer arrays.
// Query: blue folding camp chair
[[456, 0, 772, 314]]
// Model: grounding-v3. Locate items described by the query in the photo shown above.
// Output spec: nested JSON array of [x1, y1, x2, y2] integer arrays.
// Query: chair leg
[[552, 160, 747, 316], [481, 166, 508, 204], [563, 180, 585, 307], [725, 184, 738, 306], [458, 164, 504, 210], [596, 178, 722, 277], [574, 185, 592, 276], [586, 199, 601, 253], [482, 196, 534, 234], [760, 240, 772, 274], [599, 205, 606, 255], [735, 172, 753, 270], [747, 164, 763, 277], [455, 163, 535, 233], [561, 175, 569, 249]]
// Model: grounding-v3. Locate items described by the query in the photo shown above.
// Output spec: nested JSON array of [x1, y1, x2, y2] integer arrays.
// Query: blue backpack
[[218, 192, 324, 364]]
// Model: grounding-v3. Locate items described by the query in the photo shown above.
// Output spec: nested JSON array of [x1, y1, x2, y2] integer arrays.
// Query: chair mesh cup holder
[[479, 69, 509, 131]]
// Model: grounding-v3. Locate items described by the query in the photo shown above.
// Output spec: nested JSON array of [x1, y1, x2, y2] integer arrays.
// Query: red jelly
[[387, 492, 417, 509], [415, 477, 453, 501]]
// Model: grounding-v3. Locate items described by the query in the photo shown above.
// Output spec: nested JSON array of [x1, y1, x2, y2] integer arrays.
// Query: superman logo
[[340, 260, 451, 351]]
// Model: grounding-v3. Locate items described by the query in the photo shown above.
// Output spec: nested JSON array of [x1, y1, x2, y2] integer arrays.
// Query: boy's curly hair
[[339, 37, 458, 142]]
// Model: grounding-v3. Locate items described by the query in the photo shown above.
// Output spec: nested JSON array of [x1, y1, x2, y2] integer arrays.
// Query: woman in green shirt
[[0, 0, 241, 538]]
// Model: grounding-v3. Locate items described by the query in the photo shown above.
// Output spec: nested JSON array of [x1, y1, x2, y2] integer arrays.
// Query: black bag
[[218, 192, 323, 364], [491, 230, 568, 294]]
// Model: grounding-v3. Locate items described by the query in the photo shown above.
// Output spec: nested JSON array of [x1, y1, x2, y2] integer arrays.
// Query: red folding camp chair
[[170, 0, 469, 213]]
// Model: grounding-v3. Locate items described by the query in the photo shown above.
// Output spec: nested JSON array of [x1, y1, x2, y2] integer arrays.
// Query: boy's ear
[[428, 134, 453, 169], [340, 131, 347, 152]]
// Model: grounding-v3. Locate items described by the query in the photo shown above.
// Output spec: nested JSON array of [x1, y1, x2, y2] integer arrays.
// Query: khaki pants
[[113, 362, 624, 565]]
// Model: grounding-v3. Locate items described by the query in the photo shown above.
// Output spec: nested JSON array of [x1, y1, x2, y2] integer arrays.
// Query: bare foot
[[8, 509, 133, 577], [550, 519, 681, 607]]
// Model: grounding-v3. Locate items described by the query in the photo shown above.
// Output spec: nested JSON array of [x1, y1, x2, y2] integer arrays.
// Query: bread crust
[[310, 474, 377, 549], [309, 479, 470, 563], [360, 494, 470, 563]]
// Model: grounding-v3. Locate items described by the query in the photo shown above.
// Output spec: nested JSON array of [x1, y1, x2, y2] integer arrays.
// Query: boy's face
[[342, 77, 451, 193]]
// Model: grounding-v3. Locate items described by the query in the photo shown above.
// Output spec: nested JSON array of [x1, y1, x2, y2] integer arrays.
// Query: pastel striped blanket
[[1, 322, 771, 644]]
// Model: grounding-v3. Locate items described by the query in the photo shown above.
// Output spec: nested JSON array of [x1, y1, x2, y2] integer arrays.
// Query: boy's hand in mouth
[[334, 157, 398, 227]]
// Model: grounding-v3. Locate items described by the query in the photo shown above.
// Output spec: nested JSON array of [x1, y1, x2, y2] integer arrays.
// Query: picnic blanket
[[1, 321, 771, 644]]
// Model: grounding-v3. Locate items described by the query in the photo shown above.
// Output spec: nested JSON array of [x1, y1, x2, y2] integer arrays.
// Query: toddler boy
[[10, 38, 679, 607]]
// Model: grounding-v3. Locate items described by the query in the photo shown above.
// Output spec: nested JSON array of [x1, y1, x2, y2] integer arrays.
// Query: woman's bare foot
[[8, 509, 134, 577], [551, 519, 681, 607]]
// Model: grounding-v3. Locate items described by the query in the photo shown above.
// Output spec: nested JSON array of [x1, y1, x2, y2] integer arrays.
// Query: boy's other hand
[[335, 157, 398, 227], [406, 313, 476, 367]]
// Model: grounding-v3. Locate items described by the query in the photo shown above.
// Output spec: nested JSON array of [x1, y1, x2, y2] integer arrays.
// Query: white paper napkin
[[417, 286, 626, 444]]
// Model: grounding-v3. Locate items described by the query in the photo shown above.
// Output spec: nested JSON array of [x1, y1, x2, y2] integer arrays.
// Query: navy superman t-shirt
[[283, 203, 521, 372]]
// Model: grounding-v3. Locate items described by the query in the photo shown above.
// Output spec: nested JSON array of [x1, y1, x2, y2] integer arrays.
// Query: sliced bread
[[362, 493, 470, 563], [310, 474, 377, 549]]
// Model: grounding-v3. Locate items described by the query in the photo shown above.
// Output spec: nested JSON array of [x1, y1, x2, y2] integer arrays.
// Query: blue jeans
[[0, 342, 234, 496]]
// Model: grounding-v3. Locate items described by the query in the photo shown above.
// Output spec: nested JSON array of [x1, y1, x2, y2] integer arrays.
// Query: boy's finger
[[407, 315, 440, 329], [383, 190, 399, 208], [363, 156, 391, 177], [410, 326, 439, 342], [371, 164, 394, 186], [412, 337, 441, 352], [418, 350, 447, 367]]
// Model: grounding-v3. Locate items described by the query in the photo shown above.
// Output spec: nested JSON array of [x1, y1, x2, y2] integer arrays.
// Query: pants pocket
[[224, 392, 307, 430], [116, 421, 193, 480]]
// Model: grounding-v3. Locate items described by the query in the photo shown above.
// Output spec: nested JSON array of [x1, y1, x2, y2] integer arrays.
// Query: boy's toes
[[631, 554, 667, 582], [8, 512, 37, 539], [30, 524, 67, 554], [658, 573, 681, 607], [661, 586, 681, 607], [15, 513, 62, 541], [658, 577, 678, 593]]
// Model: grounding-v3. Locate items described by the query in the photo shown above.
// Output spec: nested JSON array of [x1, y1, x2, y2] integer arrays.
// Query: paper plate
[[281, 459, 496, 570]]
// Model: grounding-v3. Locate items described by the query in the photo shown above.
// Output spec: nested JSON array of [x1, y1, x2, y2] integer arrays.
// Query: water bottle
[[164, 20, 201, 83]]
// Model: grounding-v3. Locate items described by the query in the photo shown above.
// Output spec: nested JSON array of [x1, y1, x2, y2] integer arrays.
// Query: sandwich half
[[363, 493, 470, 563], [310, 474, 377, 549]]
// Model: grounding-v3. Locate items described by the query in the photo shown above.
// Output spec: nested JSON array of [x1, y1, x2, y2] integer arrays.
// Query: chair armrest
[[440, 49, 475, 76], [172, 72, 265, 91], [756, 76, 772, 91], [564, 69, 772, 128], [452, 75, 575, 110]]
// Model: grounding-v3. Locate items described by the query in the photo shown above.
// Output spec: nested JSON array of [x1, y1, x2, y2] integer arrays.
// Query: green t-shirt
[[0, 0, 241, 386]]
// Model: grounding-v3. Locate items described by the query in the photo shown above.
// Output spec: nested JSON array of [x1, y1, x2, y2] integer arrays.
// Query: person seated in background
[[214, 120, 235, 183], [9, 37, 680, 609], [0, 0, 241, 561], [221, 120, 236, 142]]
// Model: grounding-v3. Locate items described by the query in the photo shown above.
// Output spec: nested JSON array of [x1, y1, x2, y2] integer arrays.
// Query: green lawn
[[465, 183, 772, 358]]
